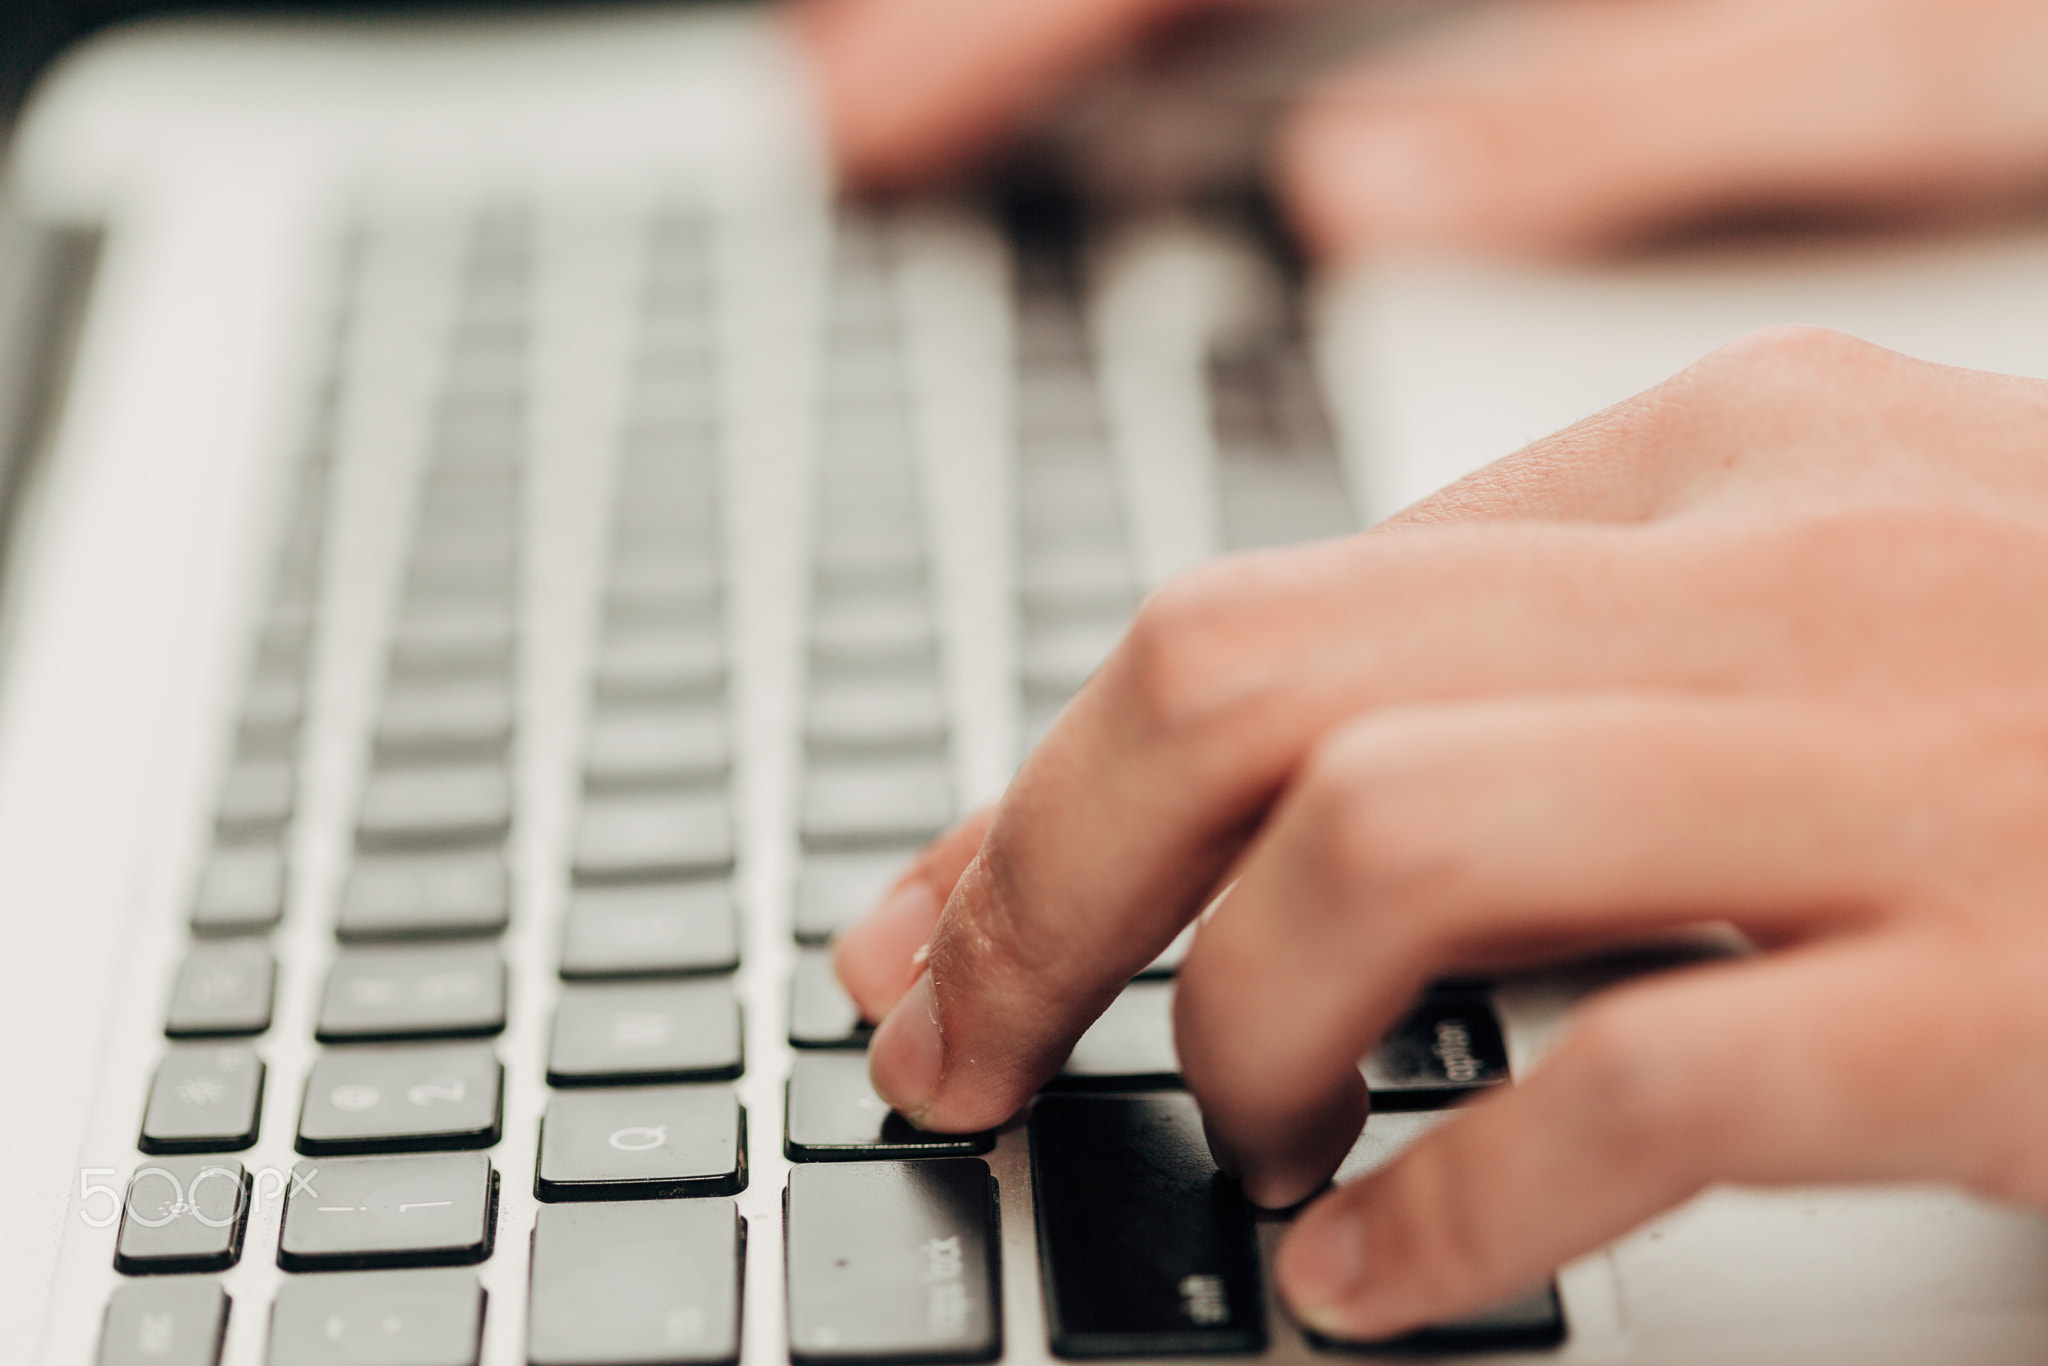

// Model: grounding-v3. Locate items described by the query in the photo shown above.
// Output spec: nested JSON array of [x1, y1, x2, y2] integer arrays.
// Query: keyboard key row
[[109, 1113, 1557, 1360]]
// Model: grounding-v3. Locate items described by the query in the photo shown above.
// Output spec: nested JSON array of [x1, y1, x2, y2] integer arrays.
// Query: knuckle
[[1704, 323, 1885, 380], [1116, 561, 1267, 744], [1293, 719, 1471, 936], [1670, 326, 1899, 434]]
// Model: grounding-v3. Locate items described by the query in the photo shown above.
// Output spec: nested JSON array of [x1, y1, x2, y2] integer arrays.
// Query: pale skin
[[800, 0, 2048, 1344]]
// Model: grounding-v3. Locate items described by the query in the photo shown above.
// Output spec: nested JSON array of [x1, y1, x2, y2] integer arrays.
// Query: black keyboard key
[[98, 1278, 228, 1366], [805, 676, 947, 755], [317, 945, 506, 1042], [391, 631, 517, 682], [584, 708, 730, 789], [356, 766, 513, 850], [214, 759, 294, 839], [604, 579, 722, 632], [810, 595, 935, 671], [140, 1045, 264, 1154], [784, 1052, 990, 1161], [812, 527, 926, 588], [785, 1159, 1001, 1365], [572, 793, 735, 883], [298, 1045, 503, 1155], [279, 1152, 497, 1271], [114, 1158, 250, 1274], [793, 850, 905, 944], [1304, 1283, 1566, 1354], [339, 851, 510, 941], [1362, 991, 1512, 1109], [547, 980, 743, 1085], [1055, 980, 1177, 1088], [256, 607, 314, 664], [1030, 1092, 1265, 1356], [238, 673, 307, 750], [407, 540, 517, 597], [799, 761, 952, 851], [269, 1268, 483, 1366], [164, 942, 275, 1038], [529, 1200, 741, 1365], [559, 881, 739, 978], [606, 549, 721, 605], [189, 845, 285, 935], [389, 603, 516, 676], [536, 1086, 744, 1201], [373, 679, 515, 760], [789, 948, 869, 1048], [592, 630, 726, 703]]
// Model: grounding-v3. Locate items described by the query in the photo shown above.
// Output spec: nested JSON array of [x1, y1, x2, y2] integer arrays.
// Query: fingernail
[[870, 970, 945, 1123], [1282, 1210, 1369, 1331]]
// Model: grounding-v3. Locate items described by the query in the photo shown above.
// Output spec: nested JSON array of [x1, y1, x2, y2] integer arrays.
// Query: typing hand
[[798, 0, 2048, 260], [835, 327, 2048, 1339]]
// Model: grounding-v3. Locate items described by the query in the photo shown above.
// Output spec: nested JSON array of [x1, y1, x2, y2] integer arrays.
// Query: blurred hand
[[799, 0, 2048, 259], [834, 327, 2048, 1338]]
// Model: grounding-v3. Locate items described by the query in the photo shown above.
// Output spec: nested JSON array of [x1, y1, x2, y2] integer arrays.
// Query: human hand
[[833, 326, 2048, 1338], [798, 0, 2048, 260]]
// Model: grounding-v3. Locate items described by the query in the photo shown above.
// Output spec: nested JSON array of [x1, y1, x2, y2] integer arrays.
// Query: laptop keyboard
[[91, 201, 1559, 1366]]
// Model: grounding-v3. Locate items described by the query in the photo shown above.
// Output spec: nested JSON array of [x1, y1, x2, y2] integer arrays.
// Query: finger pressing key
[[834, 808, 992, 1023], [864, 520, 1780, 1132]]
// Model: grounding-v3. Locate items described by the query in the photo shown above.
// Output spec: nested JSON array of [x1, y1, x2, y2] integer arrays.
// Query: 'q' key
[[536, 1086, 745, 1200]]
